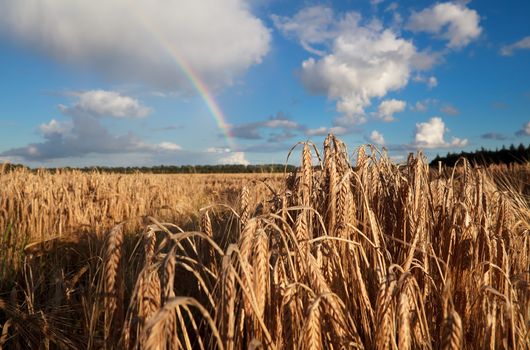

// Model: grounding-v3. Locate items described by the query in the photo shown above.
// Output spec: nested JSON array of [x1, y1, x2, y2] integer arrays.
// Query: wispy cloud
[[441, 104, 459, 116], [149, 125, 183, 132], [228, 112, 304, 140], [305, 126, 347, 137], [411, 99, 437, 113], [500, 36, 530, 56], [516, 122, 530, 136], [412, 75, 438, 88], [481, 132, 507, 140]]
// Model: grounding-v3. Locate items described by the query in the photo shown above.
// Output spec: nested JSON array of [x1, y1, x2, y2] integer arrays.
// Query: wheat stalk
[[103, 224, 124, 344]]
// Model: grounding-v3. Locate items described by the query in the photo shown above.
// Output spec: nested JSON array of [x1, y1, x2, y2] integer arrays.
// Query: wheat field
[[1, 135, 529, 349]]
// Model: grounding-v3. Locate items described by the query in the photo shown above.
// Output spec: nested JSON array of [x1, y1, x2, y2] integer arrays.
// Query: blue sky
[[0, 0, 529, 166]]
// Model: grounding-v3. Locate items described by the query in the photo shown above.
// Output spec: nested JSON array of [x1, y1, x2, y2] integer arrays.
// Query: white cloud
[[218, 152, 250, 165], [59, 90, 151, 118], [275, 7, 431, 127], [413, 117, 467, 148], [0, 0, 270, 91], [500, 36, 530, 56], [449, 137, 468, 147], [158, 142, 182, 151], [368, 130, 385, 145], [39, 119, 73, 137], [207, 147, 231, 153], [414, 117, 445, 147], [376, 99, 406, 121], [407, 2, 482, 48], [205, 147, 249, 165], [301, 29, 416, 123]]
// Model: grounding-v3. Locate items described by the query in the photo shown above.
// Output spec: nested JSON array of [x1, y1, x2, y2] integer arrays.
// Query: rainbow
[[130, 8, 236, 150]]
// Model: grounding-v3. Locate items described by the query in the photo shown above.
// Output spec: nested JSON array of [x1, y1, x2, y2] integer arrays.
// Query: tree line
[[431, 143, 530, 167]]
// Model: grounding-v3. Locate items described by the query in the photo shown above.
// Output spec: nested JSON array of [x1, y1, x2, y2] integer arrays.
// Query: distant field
[[1, 136, 529, 349], [0, 171, 284, 263]]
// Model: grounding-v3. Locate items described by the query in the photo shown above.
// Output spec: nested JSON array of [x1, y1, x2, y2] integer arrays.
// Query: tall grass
[[0, 135, 529, 349]]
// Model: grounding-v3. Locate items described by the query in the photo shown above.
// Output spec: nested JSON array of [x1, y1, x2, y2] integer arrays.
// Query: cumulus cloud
[[218, 152, 250, 165], [406, 2, 482, 48], [500, 36, 530, 56], [0, 0, 270, 91], [216, 152, 250, 165], [59, 90, 151, 118], [368, 130, 385, 145], [413, 117, 468, 148], [228, 112, 303, 140], [516, 122, 530, 136], [301, 28, 416, 123], [207, 147, 249, 165], [274, 7, 433, 127], [376, 99, 406, 121], [414, 118, 445, 147], [441, 104, 459, 116], [39, 119, 73, 137], [0, 93, 179, 161], [2, 116, 158, 161]]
